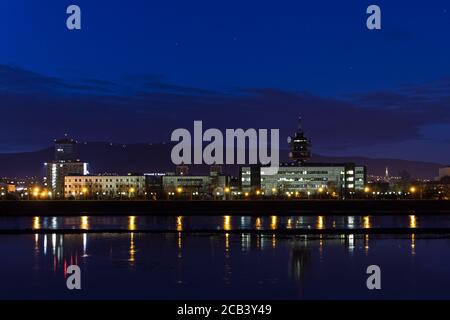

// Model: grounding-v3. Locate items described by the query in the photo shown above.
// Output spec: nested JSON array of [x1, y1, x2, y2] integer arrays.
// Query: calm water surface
[[0, 215, 449, 299], [0, 214, 443, 231]]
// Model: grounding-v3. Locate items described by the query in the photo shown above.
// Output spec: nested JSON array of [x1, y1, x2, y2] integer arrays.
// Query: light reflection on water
[[316, 216, 324, 229], [0, 215, 438, 231], [128, 216, 136, 231], [81, 216, 89, 230], [31, 232, 386, 274], [410, 215, 417, 228], [33, 217, 40, 230], [2, 214, 450, 298], [1, 230, 450, 299], [363, 216, 371, 229]]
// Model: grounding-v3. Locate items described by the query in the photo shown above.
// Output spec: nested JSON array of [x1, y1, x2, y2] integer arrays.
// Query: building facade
[[239, 119, 366, 198], [44, 136, 88, 197], [240, 163, 366, 197], [162, 172, 229, 199], [288, 117, 311, 164], [54, 136, 79, 161], [64, 175, 146, 198], [45, 161, 88, 197]]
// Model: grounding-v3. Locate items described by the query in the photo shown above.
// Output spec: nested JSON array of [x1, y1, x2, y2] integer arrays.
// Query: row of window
[[67, 178, 143, 183], [65, 185, 142, 189], [264, 177, 331, 182]]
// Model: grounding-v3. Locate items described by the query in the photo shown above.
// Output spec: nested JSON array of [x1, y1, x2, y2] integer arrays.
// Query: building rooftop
[[243, 162, 365, 168]]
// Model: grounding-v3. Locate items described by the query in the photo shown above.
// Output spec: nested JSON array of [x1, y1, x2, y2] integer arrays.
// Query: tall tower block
[[288, 117, 311, 164]]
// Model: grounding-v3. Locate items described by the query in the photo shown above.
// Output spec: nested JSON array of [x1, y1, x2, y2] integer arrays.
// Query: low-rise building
[[64, 174, 146, 199], [162, 172, 230, 199], [240, 163, 366, 198]]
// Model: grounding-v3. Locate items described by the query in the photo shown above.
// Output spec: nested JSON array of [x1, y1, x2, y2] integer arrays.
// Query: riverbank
[[0, 199, 449, 215]]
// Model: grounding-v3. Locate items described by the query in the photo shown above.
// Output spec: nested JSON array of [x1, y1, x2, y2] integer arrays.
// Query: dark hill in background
[[309, 154, 442, 180], [0, 142, 443, 179]]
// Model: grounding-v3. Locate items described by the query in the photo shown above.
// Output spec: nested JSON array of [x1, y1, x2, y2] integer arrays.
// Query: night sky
[[1, 0, 450, 163]]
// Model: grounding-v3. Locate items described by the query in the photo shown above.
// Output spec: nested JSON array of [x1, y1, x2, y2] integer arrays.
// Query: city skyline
[[0, 129, 445, 180], [2, 1, 450, 304]]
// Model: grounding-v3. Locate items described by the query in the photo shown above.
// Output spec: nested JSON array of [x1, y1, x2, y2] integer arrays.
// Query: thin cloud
[[1, 64, 449, 156]]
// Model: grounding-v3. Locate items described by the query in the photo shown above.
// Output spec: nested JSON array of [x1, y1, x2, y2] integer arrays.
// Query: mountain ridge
[[0, 142, 443, 179]]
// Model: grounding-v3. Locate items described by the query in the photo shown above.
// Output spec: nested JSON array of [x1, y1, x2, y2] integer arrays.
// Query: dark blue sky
[[1, 0, 450, 163]]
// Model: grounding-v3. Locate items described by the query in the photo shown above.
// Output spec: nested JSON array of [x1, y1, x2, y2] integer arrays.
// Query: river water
[[0, 215, 449, 299]]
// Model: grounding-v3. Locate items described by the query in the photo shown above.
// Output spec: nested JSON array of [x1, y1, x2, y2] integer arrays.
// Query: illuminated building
[[0, 182, 16, 196], [162, 170, 230, 199], [241, 163, 366, 197], [45, 162, 88, 198], [54, 135, 78, 161], [240, 118, 366, 197], [64, 174, 146, 198], [44, 136, 88, 198]]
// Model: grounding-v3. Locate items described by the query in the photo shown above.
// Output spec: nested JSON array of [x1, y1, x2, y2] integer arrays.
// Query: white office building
[[241, 163, 366, 197]]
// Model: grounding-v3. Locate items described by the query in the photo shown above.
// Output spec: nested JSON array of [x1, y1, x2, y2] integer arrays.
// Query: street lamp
[[318, 187, 324, 199], [31, 187, 40, 199], [128, 187, 135, 199], [364, 186, 371, 199], [224, 187, 230, 200], [81, 187, 88, 199]]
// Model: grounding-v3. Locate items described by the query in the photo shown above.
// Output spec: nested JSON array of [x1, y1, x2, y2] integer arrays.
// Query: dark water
[[1, 215, 450, 299], [0, 214, 441, 231]]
